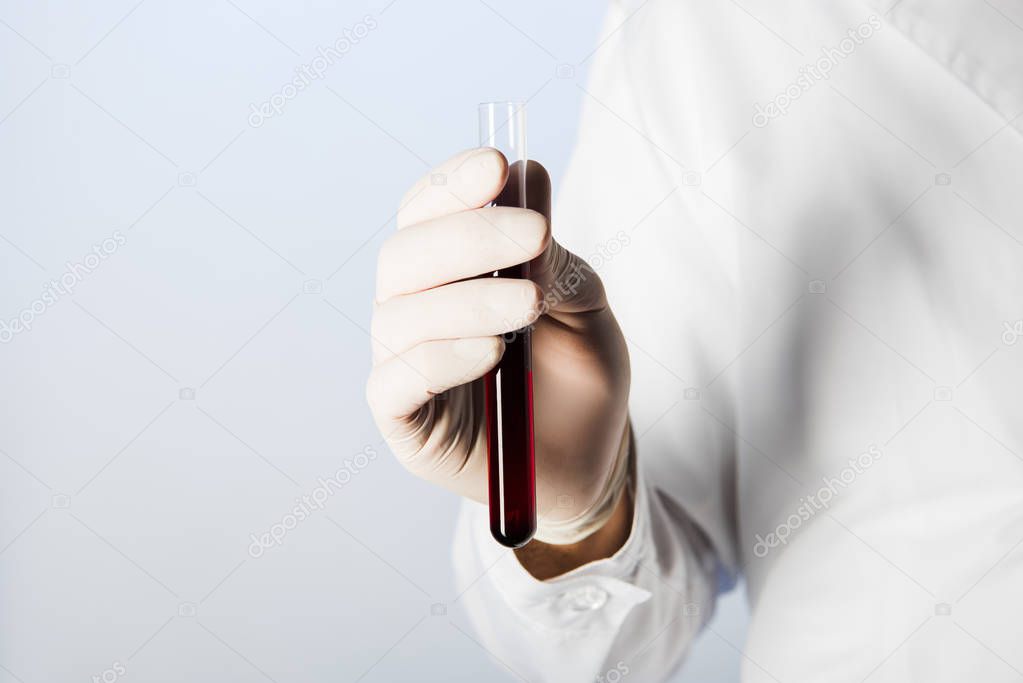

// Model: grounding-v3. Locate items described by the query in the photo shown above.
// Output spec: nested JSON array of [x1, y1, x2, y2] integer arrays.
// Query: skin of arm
[[515, 485, 633, 581]]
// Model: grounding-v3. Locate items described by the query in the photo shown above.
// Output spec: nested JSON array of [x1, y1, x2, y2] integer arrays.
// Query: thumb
[[508, 159, 606, 314]]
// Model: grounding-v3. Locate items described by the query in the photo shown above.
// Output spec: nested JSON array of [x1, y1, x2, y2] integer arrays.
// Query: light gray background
[[0, 1, 748, 681]]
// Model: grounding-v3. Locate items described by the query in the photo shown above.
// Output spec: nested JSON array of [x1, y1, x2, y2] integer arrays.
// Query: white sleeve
[[452, 461, 719, 683]]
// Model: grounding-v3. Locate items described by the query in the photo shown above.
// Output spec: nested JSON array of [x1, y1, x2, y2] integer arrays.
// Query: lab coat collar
[[871, 0, 1023, 120]]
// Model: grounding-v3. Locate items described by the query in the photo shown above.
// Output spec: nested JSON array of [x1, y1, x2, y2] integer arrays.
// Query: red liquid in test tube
[[479, 101, 536, 548]]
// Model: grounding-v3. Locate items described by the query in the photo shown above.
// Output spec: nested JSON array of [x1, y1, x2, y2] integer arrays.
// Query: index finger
[[397, 147, 508, 229]]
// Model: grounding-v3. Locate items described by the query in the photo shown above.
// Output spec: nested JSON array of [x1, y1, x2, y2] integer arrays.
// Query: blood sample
[[479, 101, 536, 548]]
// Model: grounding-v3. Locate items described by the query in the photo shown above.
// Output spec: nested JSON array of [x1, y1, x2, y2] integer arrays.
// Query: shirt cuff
[[455, 464, 655, 635]]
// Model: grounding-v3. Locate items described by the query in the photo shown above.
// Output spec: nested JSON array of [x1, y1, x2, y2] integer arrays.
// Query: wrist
[[515, 421, 635, 580], [514, 480, 633, 580]]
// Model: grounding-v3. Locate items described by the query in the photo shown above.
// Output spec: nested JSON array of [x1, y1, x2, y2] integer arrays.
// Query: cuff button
[[557, 585, 608, 612]]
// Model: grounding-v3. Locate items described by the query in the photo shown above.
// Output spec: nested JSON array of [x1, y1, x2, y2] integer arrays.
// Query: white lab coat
[[454, 1, 1023, 680]]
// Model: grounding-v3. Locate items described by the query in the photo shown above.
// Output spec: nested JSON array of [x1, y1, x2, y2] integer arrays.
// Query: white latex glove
[[367, 147, 630, 543]]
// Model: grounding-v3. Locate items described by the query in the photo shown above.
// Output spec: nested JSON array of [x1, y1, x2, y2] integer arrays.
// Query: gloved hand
[[367, 147, 631, 552]]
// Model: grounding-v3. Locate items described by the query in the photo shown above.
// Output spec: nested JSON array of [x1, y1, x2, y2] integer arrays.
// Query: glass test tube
[[479, 101, 536, 548]]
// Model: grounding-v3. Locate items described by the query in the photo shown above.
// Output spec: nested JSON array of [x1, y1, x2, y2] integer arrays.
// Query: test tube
[[479, 101, 536, 548]]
